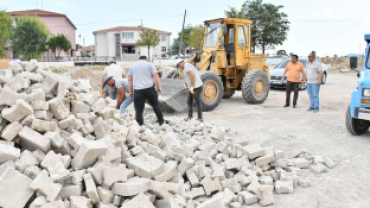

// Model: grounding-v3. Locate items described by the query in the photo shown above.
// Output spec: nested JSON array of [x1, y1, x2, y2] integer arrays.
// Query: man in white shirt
[[306, 51, 323, 113], [176, 61, 204, 122], [101, 59, 125, 99], [103, 75, 134, 114]]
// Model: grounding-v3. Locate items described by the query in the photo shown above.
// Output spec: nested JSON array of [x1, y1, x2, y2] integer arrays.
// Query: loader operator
[[281, 55, 306, 108], [101, 59, 125, 99], [102, 75, 134, 114], [176, 61, 204, 122]]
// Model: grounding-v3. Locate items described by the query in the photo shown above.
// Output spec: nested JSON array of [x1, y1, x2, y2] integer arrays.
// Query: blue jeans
[[103, 85, 108, 99], [307, 83, 320, 110], [120, 96, 134, 114]]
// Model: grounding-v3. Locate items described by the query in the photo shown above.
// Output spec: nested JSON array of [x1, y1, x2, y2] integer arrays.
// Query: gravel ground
[[142, 71, 369, 208], [90, 68, 369, 207]]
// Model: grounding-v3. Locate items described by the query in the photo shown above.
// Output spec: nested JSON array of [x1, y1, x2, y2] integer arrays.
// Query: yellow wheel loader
[[159, 18, 270, 112]]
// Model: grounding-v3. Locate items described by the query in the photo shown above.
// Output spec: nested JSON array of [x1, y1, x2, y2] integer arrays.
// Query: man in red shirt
[[281, 55, 306, 108]]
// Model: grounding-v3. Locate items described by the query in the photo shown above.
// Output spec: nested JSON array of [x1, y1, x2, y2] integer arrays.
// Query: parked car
[[269, 58, 328, 90]]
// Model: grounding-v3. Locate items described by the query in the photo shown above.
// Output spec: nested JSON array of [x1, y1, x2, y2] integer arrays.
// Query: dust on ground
[[70, 67, 102, 91]]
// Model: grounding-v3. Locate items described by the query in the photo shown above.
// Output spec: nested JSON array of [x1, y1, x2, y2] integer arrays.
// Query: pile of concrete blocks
[[0, 60, 336, 208]]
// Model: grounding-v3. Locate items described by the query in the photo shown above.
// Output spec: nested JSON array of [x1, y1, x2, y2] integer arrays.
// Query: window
[[245, 24, 249, 47], [238, 26, 246, 47], [161, 46, 166, 52], [205, 22, 221, 48], [122, 32, 134, 38], [161, 36, 167, 42]]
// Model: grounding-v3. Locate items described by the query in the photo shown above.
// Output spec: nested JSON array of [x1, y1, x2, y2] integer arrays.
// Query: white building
[[93, 26, 171, 61]]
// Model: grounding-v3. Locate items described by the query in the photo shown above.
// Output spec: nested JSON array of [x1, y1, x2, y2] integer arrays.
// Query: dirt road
[[134, 71, 369, 208]]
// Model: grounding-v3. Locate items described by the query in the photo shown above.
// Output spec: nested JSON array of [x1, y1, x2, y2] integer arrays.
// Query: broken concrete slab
[[19, 126, 51, 152], [0, 168, 34, 208], [71, 141, 108, 170], [0, 143, 20, 164], [1, 121, 22, 141], [126, 154, 166, 179], [29, 170, 62, 202], [2, 99, 33, 122]]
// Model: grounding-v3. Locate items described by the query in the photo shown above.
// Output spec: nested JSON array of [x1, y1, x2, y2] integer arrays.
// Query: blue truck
[[346, 34, 370, 135]]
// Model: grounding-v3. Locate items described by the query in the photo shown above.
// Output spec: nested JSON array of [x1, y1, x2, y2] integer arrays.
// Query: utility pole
[[179, 10, 186, 56]]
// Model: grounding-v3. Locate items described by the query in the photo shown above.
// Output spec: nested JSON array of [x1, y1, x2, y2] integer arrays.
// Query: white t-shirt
[[306, 61, 323, 83], [128, 60, 157, 90], [103, 64, 124, 80], [184, 63, 203, 89]]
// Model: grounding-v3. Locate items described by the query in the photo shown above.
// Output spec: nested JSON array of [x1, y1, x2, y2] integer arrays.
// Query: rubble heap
[[0, 60, 335, 208]]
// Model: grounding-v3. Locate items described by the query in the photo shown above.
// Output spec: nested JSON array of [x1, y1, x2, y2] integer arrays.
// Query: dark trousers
[[187, 86, 203, 119], [286, 81, 300, 106], [134, 86, 164, 126]]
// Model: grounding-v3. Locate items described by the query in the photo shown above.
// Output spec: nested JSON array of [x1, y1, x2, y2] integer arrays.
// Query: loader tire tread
[[241, 70, 269, 104]]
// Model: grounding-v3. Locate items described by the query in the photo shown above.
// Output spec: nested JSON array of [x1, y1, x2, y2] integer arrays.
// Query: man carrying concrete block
[[101, 59, 125, 99], [103, 75, 134, 114]]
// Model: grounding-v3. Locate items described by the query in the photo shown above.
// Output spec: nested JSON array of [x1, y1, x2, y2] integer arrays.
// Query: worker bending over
[[102, 75, 134, 114], [101, 59, 125, 99]]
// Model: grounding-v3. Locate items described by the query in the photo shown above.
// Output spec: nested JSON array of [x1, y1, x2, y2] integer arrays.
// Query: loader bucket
[[158, 79, 189, 112]]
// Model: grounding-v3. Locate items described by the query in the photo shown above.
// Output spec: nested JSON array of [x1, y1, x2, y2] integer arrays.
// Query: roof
[[365, 34, 370, 44], [204, 18, 252, 25], [77, 45, 95, 51], [345, 54, 360, 57], [93, 26, 171, 34], [8, 9, 77, 30]]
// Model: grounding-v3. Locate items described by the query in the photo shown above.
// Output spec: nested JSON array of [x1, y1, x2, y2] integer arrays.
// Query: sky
[[2, 0, 370, 57]]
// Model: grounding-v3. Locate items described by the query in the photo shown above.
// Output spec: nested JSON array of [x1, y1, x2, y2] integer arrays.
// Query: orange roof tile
[[93, 26, 171, 34], [8, 9, 77, 30]]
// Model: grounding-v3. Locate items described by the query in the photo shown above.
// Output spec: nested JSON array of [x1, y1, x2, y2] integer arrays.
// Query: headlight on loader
[[363, 89, 370, 97]]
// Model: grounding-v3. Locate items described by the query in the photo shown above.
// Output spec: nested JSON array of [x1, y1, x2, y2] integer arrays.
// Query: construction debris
[[0, 60, 336, 207]]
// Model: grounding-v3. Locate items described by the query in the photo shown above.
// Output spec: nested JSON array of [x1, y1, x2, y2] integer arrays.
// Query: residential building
[[8, 9, 77, 58], [93, 26, 171, 61], [76, 45, 95, 57]]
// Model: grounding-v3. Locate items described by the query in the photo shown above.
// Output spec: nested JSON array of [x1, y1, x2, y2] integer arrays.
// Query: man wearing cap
[[103, 75, 134, 114], [176, 61, 204, 122], [128, 56, 164, 126], [102, 59, 125, 99]]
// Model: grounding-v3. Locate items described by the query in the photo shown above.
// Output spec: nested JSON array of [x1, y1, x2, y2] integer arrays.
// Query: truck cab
[[346, 34, 370, 135]]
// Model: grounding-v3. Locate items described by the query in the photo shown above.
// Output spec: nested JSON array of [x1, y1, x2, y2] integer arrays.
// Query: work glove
[[101, 90, 105, 96], [190, 87, 195, 94]]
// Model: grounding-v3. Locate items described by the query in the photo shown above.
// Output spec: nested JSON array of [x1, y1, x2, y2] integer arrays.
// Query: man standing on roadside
[[101, 59, 125, 99], [176, 61, 204, 122], [102, 75, 134, 114], [306, 51, 323, 113], [128, 56, 164, 126], [281, 55, 306, 108]]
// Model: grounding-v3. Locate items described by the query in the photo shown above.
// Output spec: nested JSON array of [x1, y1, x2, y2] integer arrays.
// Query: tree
[[169, 25, 192, 55], [137, 28, 160, 62], [0, 10, 12, 57], [185, 25, 205, 49], [48, 34, 72, 61], [225, 0, 290, 54], [76, 43, 83, 49], [276, 50, 287, 56], [11, 15, 50, 60]]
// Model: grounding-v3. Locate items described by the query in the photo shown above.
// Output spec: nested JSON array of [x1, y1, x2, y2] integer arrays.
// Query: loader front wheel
[[242, 70, 269, 104], [200, 71, 224, 112]]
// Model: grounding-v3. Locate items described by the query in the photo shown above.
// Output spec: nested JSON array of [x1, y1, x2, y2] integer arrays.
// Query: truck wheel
[[223, 90, 235, 99], [346, 106, 370, 135], [241, 70, 269, 104], [199, 71, 224, 111]]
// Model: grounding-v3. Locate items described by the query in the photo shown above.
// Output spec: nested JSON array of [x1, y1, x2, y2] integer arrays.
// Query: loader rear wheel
[[200, 71, 224, 112], [223, 90, 235, 99], [242, 70, 269, 104], [346, 106, 370, 135]]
